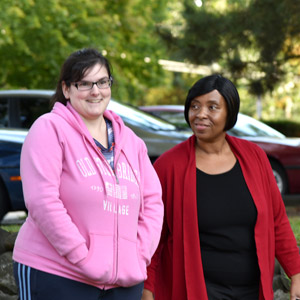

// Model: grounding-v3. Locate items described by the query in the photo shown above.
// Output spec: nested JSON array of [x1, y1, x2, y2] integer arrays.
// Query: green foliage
[[0, 224, 21, 232], [1, 0, 300, 113], [160, 0, 300, 97], [0, 0, 171, 103], [262, 119, 300, 137]]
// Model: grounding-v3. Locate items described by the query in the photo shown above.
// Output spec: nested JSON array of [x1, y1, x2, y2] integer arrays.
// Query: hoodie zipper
[[111, 152, 120, 284], [95, 147, 120, 285], [94, 143, 142, 285]]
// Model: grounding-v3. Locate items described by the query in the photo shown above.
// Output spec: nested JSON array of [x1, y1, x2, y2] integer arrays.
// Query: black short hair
[[50, 48, 112, 108], [184, 74, 240, 131]]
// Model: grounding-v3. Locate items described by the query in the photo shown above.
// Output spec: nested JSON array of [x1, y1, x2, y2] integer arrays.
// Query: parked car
[[140, 105, 190, 129], [0, 90, 191, 220], [140, 105, 300, 195]]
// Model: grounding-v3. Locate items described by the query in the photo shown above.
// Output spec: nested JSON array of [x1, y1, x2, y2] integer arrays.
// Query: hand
[[141, 288, 154, 300], [290, 273, 300, 300]]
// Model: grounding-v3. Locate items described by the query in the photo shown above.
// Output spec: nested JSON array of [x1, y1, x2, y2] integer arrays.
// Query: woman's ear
[[62, 81, 70, 100]]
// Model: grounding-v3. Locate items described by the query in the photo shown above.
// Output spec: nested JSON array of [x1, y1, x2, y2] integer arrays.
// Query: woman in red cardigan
[[142, 75, 300, 300]]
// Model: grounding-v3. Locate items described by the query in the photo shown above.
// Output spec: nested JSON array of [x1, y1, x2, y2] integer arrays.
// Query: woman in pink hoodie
[[13, 48, 163, 300]]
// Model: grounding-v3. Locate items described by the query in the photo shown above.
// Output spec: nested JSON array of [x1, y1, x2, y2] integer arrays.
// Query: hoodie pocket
[[115, 237, 147, 287], [76, 233, 114, 282]]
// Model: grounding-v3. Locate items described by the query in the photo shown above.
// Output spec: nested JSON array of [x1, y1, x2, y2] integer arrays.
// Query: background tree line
[[1, 0, 300, 121]]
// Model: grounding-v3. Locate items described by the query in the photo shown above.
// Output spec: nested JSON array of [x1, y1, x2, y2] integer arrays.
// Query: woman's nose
[[196, 107, 208, 118], [90, 84, 101, 95]]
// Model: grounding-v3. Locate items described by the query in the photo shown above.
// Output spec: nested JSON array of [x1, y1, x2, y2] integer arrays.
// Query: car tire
[[270, 160, 288, 195]]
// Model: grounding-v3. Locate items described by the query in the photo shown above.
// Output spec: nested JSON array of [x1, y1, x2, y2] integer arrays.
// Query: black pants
[[14, 262, 144, 300], [205, 279, 259, 300]]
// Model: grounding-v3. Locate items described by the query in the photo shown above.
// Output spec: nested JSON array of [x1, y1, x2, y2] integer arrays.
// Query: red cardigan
[[144, 135, 300, 300]]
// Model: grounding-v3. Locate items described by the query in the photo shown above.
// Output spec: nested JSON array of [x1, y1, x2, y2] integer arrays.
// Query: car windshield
[[108, 100, 177, 131], [229, 113, 285, 138]]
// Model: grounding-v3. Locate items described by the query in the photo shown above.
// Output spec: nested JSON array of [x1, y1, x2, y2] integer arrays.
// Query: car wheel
[[0, 182, 10, 221], [270, 160, 288, 195]]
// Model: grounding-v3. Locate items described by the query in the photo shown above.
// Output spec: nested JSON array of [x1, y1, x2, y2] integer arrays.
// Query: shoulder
[[154, 136, 194, 170], [227, 134, 265, 155], [106, 109, 148, 152], [226, 134, 269, 168], [24, 112, 70, 149]]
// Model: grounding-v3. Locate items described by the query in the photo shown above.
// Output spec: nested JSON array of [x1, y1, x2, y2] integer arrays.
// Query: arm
[[21, 117, 88, 264], [290, 273, 300, 300], [141, 289, 155, 300], [260, 152, 300, 278]]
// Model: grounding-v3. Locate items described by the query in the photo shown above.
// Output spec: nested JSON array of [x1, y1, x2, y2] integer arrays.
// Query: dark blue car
[[0, 129, 27, 218]]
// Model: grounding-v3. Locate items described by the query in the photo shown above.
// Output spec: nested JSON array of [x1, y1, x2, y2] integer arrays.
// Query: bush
[[262, 119, 300, 137]]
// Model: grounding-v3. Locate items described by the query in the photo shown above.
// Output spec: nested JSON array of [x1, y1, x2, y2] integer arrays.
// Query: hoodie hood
[[52, 101, 127, 156]]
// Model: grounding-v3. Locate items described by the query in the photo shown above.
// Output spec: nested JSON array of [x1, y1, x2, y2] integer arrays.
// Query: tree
[[0, 0, 170, 103], [158, 0, 300, 96]]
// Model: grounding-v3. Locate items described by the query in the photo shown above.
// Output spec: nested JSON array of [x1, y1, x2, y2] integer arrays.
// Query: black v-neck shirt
[[196, 160, 260, 286]]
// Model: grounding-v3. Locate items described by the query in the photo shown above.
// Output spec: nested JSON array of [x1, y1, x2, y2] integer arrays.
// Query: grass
[[1, 224, 21, 232], [289, 217, 300, 245]]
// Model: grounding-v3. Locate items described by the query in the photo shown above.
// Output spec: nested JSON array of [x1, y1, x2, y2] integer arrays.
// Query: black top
[[196, 160, 260, 286]]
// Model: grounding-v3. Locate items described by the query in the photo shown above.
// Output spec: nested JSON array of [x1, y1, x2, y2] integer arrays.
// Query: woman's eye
[[79, 81, 90, 87], [99, 79, 108, 85]]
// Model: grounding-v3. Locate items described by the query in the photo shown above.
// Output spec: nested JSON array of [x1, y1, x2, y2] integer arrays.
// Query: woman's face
[[188, 89, 228, 142], [62, 63, 111, 122]]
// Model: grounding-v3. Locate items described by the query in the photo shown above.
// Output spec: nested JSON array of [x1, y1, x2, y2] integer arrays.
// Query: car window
[[19, 97, 50, 128], [0, 99, 8, 127], [108, 100, 177, 131], [0, 97, 50, 129], [229, 114, 285, 138], [155, 111, 189, 129]]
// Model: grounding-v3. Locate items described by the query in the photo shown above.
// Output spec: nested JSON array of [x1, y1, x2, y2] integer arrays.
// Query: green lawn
[[289, 217, 300, 245], [1, 224, 21, 233]]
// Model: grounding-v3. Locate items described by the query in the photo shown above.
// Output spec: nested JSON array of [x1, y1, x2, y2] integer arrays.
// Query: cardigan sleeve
[[144, 156, 170, 293], [265, 157, 300, 276], [144, 209, 169, 292], [228, 135, 300, 280], [248, 140, 300, 277]]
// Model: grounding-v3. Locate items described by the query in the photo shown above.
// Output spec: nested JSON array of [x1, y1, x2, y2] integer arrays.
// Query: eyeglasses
[[73, 77, 113, 91]]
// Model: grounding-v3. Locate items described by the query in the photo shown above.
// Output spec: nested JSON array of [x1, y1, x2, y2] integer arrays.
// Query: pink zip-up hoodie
[[13, 101, 164, 289]]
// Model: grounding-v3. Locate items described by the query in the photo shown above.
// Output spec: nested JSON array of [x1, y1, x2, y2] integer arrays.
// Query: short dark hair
[[50, 48, 113, 108], [184, 74, 240, 131]]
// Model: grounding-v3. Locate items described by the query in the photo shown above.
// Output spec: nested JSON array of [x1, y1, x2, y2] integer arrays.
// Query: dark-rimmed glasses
[[73, 77, 113, 91]]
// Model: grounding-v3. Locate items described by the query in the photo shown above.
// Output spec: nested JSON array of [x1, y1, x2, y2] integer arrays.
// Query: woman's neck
[[195, 136, 236, 174], [195, 134, 228, 156], [84, 116, 108, 148]]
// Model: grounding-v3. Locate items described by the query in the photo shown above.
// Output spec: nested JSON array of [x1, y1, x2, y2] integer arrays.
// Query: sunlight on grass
[[0, 225, 21, 232], [289, 217, 300, 245]]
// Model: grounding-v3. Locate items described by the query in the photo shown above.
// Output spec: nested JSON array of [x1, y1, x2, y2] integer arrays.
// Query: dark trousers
[[205, 279, 259, 300], [14, 262, 144, 300]]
